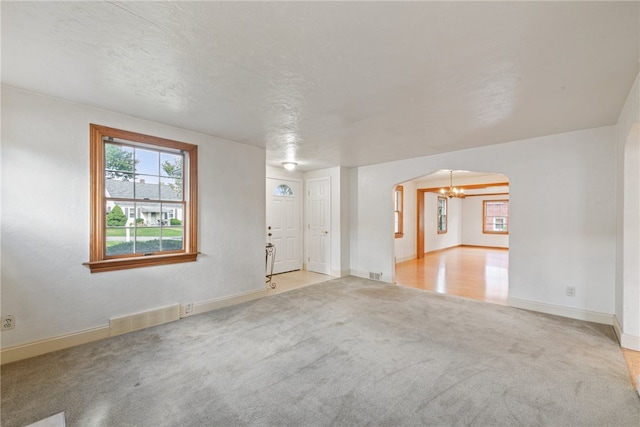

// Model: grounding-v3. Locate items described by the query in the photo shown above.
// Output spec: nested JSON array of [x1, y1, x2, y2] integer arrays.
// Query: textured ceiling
[[2, 1, 639, 171]]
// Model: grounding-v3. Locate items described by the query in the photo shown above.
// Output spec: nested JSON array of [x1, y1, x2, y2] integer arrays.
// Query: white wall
[[615, 72, 640, 349], [461, 195, 510, 248], [1, 86, 266, 348], [351, 125, 617, 317]]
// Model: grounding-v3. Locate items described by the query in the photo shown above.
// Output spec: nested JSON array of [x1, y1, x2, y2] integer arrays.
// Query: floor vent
[[369, 272, 381, 281], [109, 304, 180, 337]]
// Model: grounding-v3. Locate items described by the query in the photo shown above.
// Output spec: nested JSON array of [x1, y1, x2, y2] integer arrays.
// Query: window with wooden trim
[[394, 185, 404, 238], [437, 196, 447, 234], [483, 200, 509, 234], [87, 124, 198, 273]]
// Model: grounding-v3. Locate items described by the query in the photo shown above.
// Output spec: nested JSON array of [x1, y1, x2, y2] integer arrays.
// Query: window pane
[[160, 152, 183, 178], [138, 202, 163, 227], [135, 175, 160, 200], [164, 203, 184, 225], [160, 177, 182, 200], [105, 178, 133, 198], [105, 143, 134, 181], [275, 184, 294, 196], [394, 211, 399, 234], [134, 202, 161, 253], [135, 148, 160, 175], [437, 197, 447, 233], [106, 226, 135, 256], [161, 203, 184, 251]]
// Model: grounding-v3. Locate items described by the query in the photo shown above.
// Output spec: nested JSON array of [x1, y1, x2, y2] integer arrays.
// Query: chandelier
[[440, 170, 466, 198]]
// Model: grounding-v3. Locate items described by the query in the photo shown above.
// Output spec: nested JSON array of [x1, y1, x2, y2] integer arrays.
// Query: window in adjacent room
[[437, 196, 447, 234], [87, 124, 198, 273], [483, 200, 509, 234], [394, 185, 404, 238]]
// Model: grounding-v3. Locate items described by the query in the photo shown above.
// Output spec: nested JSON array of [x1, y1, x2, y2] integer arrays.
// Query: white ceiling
[[2, 1, 639, 171]]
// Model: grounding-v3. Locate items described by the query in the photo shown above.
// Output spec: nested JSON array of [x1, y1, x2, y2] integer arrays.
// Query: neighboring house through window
[[87, 124, 198, 273], [483, 200, 509, 234]]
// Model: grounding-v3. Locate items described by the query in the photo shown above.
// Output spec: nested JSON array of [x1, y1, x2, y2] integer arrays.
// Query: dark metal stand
[[266, 243, 276, 289]]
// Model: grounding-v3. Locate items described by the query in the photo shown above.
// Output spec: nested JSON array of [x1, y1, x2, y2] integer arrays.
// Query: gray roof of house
[[105, 178, 180, 201]]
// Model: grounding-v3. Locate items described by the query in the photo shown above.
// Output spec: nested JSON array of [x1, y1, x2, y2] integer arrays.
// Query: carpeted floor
[[2, 276, 639, 426]]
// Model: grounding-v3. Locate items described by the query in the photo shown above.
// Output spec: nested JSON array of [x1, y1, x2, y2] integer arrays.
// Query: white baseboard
[[620, 334, 640, 351], [350, 269, 367, 279], [613, 314, 623, 343], [1, 288, 268, 365], [180, 288, 267, 318], [613, 315, 640, 351], [395, 254, 417, 264], [613, 315, 640, 352], [508, 297, 614, 325], [0, 326, 110, 365], [332, 269, 351, 278]]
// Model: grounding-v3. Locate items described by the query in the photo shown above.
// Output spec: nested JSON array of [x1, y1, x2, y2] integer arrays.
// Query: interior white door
[[307, 178, 331, 275], [266, 178, 302, 274]]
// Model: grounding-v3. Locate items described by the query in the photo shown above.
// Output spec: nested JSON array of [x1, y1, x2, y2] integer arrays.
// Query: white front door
[[266, 178, 302, 274], [307, 178, 331, 275]]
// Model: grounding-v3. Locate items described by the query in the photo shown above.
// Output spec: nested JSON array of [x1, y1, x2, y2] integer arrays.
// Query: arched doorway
[[622, 124, 640, 348], [394, 170, 510, 305]]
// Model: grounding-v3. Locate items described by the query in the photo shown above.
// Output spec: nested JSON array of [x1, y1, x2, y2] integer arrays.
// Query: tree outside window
[[87, 124, 198, 273]]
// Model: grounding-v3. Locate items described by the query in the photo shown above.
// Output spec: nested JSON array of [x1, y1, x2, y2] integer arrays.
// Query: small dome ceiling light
[[282, 162, 297, 171]]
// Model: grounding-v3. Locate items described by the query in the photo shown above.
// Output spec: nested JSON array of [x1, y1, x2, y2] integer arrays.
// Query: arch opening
[[622, 123, 640, 344], [393, 169, 510, 305]]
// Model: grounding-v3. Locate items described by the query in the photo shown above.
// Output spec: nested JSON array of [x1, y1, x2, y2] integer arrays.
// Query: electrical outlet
[[566, 286, 576, 297], [2, 315, 15, 330], [185, 303, 193, 314]]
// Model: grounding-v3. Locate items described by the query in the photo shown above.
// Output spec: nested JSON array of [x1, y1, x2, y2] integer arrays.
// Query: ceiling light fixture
[[440, 170, 466, 198], [282, 161, 297, 171]]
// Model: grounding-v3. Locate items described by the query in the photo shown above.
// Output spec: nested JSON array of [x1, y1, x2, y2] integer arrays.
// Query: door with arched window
[[266, 178, 302, 274]]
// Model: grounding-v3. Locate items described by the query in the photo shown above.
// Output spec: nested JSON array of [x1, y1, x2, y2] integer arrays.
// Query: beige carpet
[[2, 276, 639, 426]]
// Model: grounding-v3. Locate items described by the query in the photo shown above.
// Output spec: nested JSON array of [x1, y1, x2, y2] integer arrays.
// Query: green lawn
[[106, 227, 183, 237]]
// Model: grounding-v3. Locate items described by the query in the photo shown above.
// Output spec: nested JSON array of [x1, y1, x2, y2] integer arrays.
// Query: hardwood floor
[[395, 245, 640, 393], [622, 348, 640, 392], [395, 246, 509, 305]]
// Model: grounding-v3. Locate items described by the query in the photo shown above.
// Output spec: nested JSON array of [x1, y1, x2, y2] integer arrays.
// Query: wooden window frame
[[437, 196, 447, 234], [394, 185, 404, 238], [483, 199, 509, 235], [86, 124, 198, 273]]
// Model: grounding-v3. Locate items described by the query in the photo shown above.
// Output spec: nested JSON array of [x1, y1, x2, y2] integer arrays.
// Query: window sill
[[84, 252, 198, 273]]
